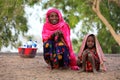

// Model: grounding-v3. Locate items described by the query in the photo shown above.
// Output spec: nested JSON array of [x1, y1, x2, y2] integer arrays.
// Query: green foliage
[[72, 38, 82, 53], [97, 24, 116, 53], [42, 0, 120, 53], [100, 0, 120, 33], [99, 0, 120, 53], [0, 0, 26, 49], [0, 0, 40, 50], [25, 0, 39, 6]]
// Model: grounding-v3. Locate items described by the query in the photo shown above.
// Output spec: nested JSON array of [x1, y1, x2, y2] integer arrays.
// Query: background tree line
[[0, 0, 120, 53]]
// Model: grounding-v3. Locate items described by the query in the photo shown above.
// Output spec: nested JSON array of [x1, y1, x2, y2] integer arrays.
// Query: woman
[[42, 8, 79, 70], [78, 34, 106, 73]]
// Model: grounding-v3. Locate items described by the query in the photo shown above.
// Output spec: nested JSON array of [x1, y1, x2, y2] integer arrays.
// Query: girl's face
[[86, 36, 95, 49], [48, 12, 59, 25]]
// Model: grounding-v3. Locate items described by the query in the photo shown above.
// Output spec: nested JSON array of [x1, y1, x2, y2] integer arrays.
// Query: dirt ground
[[0, 53, 120, 80]]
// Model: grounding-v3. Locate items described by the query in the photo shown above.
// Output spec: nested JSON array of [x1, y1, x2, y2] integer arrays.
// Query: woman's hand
[[51, 30, 63, 40], [54, 30, 63, 35]]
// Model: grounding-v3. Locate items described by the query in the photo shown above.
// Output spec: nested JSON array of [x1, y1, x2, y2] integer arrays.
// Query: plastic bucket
[[18, 47, 37, 58]]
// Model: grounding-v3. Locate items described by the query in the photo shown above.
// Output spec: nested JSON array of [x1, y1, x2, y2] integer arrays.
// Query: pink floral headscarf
[[78, 34, 106, 71], [42, 8, 79, 70]]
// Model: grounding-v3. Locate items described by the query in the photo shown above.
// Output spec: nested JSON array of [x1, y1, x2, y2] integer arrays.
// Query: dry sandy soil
[[0, 53, 120, 80]]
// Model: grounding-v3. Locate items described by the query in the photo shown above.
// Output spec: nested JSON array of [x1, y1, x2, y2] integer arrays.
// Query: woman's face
[[48, 12, 59, 25], [86, 36, 95, 49]]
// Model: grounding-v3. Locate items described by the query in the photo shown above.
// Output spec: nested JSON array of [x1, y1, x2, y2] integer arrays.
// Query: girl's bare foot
[[93, 69, 98, 73], [78, 68, 85, 73]]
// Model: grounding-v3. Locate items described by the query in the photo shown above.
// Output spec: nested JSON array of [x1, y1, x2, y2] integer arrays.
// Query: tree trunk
[[92, 0, 120, 46]]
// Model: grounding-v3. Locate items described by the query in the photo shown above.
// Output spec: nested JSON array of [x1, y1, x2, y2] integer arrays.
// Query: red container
[[18, 47, 37, 58]]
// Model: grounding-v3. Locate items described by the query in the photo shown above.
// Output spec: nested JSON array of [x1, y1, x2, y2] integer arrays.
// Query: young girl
[[78, 34, 106, 73], [42, 8, 79, 70]]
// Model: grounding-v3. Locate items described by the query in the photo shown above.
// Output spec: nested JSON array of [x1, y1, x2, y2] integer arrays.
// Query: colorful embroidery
[[43, 40, 70, 69]]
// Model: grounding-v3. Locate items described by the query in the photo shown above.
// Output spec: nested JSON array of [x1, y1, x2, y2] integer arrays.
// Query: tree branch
[[92, 0, 120, 45]]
